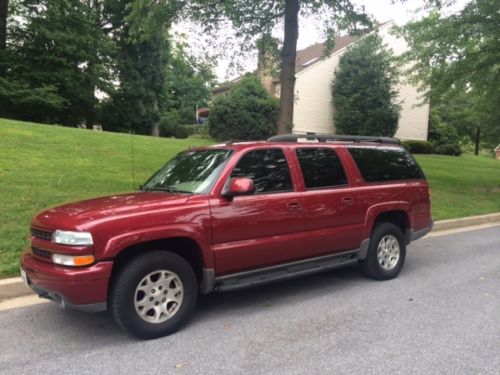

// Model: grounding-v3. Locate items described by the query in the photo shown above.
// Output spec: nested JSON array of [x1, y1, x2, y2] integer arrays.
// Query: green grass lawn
[[1, 118, 499, 278], [0, 118, 212, 277], [415, 153, 500, 221]]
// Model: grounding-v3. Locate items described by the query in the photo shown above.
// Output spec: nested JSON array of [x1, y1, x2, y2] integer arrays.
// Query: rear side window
[[231, 149, 293, 193], [348, 147, 424, 182], [296, 148, 348, 189]]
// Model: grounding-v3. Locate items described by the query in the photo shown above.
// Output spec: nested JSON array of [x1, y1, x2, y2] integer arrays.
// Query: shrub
[[181, 124, 209, 138], [174, 125, 190, 139], [434, 143, 462, 156], [160, 112, 180, 137], [428, 111, 462, 155], [208, 75, 279, 141], [402, 140, 434, 154]]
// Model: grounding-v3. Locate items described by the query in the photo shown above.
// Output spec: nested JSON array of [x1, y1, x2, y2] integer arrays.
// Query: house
[[213, 20, 429, 141]]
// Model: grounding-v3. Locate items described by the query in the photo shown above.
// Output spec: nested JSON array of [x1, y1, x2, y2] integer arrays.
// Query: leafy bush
[[434, 143, 462, 156], [181, 124, 209, 138], [208, 75, 279, 141], [402, 140, 434, 154], [174, 125, 190, 139], [159, 112, 180, 137], [428, 110, 462, 155]]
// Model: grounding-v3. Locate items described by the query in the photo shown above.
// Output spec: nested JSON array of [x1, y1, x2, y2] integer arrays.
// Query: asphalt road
[[1, 226, 499, 375]]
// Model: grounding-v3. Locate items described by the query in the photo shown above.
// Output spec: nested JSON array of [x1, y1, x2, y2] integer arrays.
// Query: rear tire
[[110, 251, 197, 339], [359, 222, 406, 280]]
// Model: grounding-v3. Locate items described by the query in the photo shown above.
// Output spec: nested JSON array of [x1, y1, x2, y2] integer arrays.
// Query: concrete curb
[[432, 212, 500, 231], [0, 277, 31, 300], [1, 212, 500, 301]]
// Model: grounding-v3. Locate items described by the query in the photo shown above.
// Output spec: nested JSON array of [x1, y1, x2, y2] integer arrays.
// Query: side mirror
[[223, 177, 255, 198]]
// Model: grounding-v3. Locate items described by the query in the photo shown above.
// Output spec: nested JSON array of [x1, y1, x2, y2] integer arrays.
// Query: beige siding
[[292, 21, 429, 140]]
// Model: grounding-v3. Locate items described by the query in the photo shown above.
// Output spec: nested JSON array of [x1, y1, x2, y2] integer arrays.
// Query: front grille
[[31, 228, 53, 241], [32, 246, 52, 259]]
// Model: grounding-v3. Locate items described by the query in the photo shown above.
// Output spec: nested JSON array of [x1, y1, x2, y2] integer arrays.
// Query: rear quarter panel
[[339, 146, 431, 239]]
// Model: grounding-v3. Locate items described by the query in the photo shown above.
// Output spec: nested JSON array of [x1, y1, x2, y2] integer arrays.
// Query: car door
[[295, 147, 364, 257], [209, 148, 306, 275]]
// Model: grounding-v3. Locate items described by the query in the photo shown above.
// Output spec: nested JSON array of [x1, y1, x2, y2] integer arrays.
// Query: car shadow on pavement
[[193, 265, 364, 321], [2, 249, 431, 344]]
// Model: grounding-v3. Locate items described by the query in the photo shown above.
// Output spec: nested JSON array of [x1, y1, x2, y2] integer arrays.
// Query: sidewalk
[[2, 212, 499, 301]]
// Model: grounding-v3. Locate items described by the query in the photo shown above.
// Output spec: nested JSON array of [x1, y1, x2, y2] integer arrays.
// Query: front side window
[[296, 148, 348, 189], [230, 149, 293, 194], [348, 146, 424, 182], [143, 149, 233, 194]]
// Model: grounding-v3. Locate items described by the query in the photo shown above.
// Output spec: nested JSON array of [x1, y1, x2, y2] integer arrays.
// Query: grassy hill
[[0, 118, 212, 276], [1, 118, 499, 277]]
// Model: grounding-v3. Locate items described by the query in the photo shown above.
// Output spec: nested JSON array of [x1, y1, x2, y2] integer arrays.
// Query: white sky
[[173, 0, 470, 81]]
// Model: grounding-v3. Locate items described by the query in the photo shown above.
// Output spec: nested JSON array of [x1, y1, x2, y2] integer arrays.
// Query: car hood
[[32, 192, 190, 231]]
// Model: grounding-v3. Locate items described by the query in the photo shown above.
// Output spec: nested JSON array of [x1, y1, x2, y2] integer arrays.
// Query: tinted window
[[348, 147, 424, 182], [296, 148, 348, 189], [231, 149, 292, 193]]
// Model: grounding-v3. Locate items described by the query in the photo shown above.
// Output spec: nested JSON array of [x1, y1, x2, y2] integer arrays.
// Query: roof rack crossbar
[[267, 134, 400, 145]]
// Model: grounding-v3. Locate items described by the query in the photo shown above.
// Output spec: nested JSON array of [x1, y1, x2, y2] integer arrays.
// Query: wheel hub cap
[[134, 270, 184, 324], [377, 235, 400, 271]]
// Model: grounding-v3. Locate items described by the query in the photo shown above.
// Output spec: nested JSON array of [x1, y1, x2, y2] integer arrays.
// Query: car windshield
[[143, 149, 233, 194]]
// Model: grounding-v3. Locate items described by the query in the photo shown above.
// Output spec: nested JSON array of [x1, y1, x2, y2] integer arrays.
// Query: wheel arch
[[363, 204, 413, 243], [373, 211, 410, 239], [108, 237, 207, 298]]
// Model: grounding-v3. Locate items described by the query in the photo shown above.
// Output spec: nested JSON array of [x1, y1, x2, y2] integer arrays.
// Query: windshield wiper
[[143, 186, 192, 194]]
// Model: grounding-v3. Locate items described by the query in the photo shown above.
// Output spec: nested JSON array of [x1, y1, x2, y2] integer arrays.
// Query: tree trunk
[[151, 97, 160, 137], [276, 0, 300, 135], [474, 127, 480, 155], [0, 0, 8, 50]]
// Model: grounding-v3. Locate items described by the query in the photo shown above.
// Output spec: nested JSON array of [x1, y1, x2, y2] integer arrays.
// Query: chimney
[[256, 34, 279, 97]]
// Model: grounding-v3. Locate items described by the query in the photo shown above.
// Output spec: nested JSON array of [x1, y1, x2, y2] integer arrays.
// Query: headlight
[[52, 230, 93, 246], [52, 253, 95, 267]]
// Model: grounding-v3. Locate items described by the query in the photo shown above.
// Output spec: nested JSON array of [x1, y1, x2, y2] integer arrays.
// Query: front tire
[[359, 222, 406, 280], [110, 251, 198, 339]]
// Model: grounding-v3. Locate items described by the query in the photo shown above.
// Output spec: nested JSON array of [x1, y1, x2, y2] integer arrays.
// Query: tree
[[1, 0, 112, 125], [400, 0, 500, 151], [100, 32, 169, 135], [163, 41, 215, 127], [332, 34, 401, 137], [100, 0, 183, 136], [208, 74, 279, 141], [189, 1, 372, 135], [0, 0, 8, 50]]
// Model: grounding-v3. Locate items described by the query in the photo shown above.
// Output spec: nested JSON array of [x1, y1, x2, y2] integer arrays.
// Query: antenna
[[129, 130, 136, 190]]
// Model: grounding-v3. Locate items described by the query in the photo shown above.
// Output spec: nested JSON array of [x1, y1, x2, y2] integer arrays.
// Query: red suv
[[21, 134, 432, 339]]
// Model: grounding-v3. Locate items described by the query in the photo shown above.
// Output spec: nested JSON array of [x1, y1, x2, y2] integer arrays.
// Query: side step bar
[[214, 249, 360, 292]]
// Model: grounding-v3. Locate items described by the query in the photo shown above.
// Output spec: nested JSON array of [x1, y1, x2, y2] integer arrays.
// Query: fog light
[[52, 253, 95, 267]]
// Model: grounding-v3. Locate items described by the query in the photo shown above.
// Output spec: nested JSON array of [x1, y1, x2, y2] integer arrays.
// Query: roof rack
[[267, 133, 400, 145]]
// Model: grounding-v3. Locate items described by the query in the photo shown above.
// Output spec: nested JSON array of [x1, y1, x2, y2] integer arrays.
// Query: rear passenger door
[[296, 147, 364, 257], [210, 148, 306, 275]]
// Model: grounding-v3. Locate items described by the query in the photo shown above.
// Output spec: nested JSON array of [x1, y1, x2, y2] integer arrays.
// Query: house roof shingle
[[295, 35, 357, 73], [213, 31, 376, 94]]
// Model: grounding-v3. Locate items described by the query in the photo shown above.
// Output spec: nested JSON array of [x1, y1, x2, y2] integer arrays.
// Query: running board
[[214, 249, 360, 292]]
